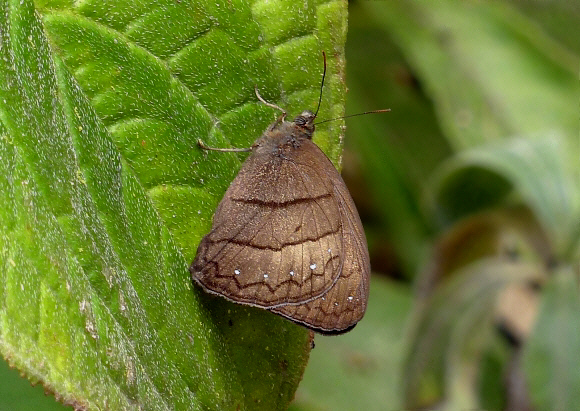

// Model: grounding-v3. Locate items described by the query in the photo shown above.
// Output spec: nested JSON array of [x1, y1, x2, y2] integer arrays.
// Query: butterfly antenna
[[314, 109, 391, 126], [314, 51, 327, 119]]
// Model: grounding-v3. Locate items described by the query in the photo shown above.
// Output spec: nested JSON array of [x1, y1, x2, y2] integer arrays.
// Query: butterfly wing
[[191, 136, 370, 333]]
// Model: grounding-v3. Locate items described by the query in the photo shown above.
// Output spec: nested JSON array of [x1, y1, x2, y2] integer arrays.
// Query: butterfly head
[[293, 110, 316, 139]]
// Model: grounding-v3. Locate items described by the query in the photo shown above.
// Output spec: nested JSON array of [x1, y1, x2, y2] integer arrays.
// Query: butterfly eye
[[294, 116, 308, 127]]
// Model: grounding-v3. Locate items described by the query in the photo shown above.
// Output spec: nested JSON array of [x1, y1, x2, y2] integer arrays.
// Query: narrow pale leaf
[[522, 266, 580, 411], [403, 259, 544, 409], [359, 0, 578, 151]]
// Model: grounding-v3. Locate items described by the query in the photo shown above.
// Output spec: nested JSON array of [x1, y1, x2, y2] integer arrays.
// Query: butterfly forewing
[[192, 136, 345, 307]]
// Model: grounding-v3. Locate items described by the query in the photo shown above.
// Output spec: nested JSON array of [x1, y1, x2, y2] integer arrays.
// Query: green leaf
[[359, 0, 578, 151], [522, 266, 580, 411], [0, 0, 347, 408], [0, 357, 67, 410], [431, 135, 580, 258], [476, 337, 511, 411]]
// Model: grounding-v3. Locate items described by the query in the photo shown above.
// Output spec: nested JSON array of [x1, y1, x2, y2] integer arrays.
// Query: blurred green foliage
[[294, 1, 579, 410], [1, 0, 579, 410]]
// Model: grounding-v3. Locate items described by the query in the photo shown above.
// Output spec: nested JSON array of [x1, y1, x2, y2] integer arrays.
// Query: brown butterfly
[[190, 53, 379, 334]]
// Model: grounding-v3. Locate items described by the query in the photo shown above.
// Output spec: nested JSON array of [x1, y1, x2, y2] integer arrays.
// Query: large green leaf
[[0, 0, 348, 408]]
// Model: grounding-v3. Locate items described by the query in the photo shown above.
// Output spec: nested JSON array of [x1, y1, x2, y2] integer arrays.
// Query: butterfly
[[190, 52, 374, 334]]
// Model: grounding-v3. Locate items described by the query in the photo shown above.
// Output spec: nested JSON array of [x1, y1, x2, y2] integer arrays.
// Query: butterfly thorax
[[252, 110, 316, 157]]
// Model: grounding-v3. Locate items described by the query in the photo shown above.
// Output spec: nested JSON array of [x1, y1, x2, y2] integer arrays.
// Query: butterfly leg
[[254, 86, 287, 129], [197, 139, 252, 152]]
